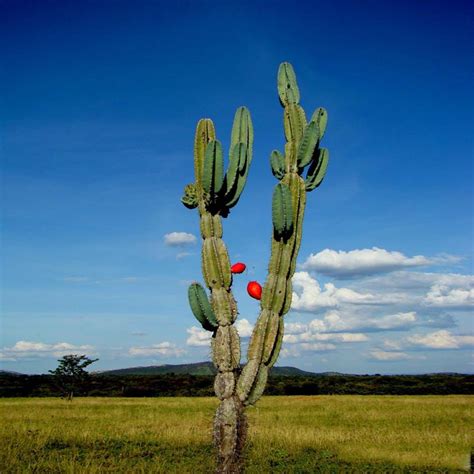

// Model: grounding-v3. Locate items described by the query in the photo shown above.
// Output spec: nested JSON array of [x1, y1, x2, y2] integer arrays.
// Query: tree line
[[1, 372, 473, 397]]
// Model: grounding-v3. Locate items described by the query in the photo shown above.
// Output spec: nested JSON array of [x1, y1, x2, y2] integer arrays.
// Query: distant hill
[[0, 370, 24, 376], [98, 362, 217, 376], [98, 362, 343, 377]]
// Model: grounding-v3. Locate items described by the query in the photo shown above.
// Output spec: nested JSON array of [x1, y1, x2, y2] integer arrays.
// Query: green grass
[[0, 396, 472, 473]]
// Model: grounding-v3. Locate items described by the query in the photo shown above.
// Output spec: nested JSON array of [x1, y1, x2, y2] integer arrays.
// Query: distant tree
[[49, 354, 98, 400]]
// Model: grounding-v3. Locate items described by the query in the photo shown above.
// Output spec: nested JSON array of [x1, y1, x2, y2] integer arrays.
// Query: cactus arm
[[297, 120, 320, 170], [224, 108, 254, 210], [188, 282, 218, 331], [194, 119, 216, 195], [202, 140, 225, 200], [305, 147, 330, 191], [311, 107, 328, 139], [270, 150, 286, 180], [278, 62, 300, 105]]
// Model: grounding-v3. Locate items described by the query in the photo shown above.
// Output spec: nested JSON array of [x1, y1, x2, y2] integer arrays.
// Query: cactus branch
[[182, 63, 329, 473], [237, 62, 329, 409]]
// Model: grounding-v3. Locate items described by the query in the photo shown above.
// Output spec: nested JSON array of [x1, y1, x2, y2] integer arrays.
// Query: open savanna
[[1, 396, 472, 473]]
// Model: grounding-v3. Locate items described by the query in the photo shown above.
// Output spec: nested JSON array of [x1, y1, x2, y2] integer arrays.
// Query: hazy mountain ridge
[[2, 363, 472, 377], [96, 362, 341, 377]]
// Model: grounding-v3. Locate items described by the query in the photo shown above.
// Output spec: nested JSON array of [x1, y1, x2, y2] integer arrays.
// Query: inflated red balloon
[[231, 262, 246, 274], [247, 281, 262, 300]]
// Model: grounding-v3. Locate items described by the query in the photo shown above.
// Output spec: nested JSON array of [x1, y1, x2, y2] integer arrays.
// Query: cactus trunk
[[181, 63, 329, 472], [213, 396, 247, 473]]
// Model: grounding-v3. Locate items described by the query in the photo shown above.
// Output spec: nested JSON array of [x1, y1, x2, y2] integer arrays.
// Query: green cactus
[[272, 183, 294, 239], [188, 282, 218, 331], [182, 62, 329, 473], [202, 140, 224, 199], [270, 150, 285, 179]]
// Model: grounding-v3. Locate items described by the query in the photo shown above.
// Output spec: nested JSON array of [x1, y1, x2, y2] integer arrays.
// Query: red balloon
[[247, 281, 262, 300], [231, 262, 246, 274]]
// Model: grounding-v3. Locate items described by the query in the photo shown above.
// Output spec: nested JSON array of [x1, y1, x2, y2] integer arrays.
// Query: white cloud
[[431, 254, 464, 265], [369, 350, 415, 361], [285, 330, 368, 344], [321, 309, 418, 332], [360, 271, 473, 291], [344, 271, 472, 313], [186, 326, 212, 347], [0, 353, 17, 362], [283, 315, 369, 347], [0, 340, 95, 361], [382, 339, 403, 351], [285, 322, 308, 335], [300, 247, 431, 277], [280, 341, 346, 358], [163, 232, 197, 246], [300, 343, 336, 352], [291, 272, 394, 311], [423, 283, 474, 309], [235, 319, 253, 338], [287, 306, 454, 340], [406, 330, 474, 350], [128, 342, 185, 357], [63, 276, 89, 282]]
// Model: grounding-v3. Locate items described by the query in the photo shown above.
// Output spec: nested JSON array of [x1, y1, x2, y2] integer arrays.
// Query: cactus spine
[[182, 63, 329, 473]]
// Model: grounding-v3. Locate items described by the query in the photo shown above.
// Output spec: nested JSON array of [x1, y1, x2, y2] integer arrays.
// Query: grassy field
[[0, 396, 472, 473]]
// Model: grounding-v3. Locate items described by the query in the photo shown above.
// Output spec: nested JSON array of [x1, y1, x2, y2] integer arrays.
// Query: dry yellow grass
[[0, 395, 472, 473]]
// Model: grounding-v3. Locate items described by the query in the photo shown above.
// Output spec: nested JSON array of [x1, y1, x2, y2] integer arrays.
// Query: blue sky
[[1, 0, 472, 374]]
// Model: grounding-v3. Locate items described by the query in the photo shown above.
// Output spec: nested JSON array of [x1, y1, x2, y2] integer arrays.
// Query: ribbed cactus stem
[[237, 62, 328, 408], [185, 112, 253, 473]]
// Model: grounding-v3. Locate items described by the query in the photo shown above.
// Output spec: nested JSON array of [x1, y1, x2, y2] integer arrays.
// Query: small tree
[[49, 354, 98, 400]]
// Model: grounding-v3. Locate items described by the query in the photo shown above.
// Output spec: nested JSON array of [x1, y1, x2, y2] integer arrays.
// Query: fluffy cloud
[[285, 322, 308, 334], [287, 307, 453, 337], [369, 350, 418, 361], [235, 319, 253, 338], [186, 326, 212, 347], [0, 341, 95, 361], [128, 342, 185, 357], [163, 232, 197, 246], [423, 283, 474, 309], [300, 248, 431, 278], [280, 342, 336, 358], [283, 316, 369, 347], [324, 310, 420, 332], [358, 271, 472, 291], [291, 272, 397, 311], [406, 330, 474, 350], [290, 271, 468, 333]]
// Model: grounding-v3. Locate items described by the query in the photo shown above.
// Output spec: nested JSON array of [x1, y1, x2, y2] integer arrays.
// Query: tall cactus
[[182, 63, 329, 473]]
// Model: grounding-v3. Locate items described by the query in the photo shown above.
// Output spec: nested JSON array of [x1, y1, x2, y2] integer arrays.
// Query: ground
[[1, 395, 471, 473]]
